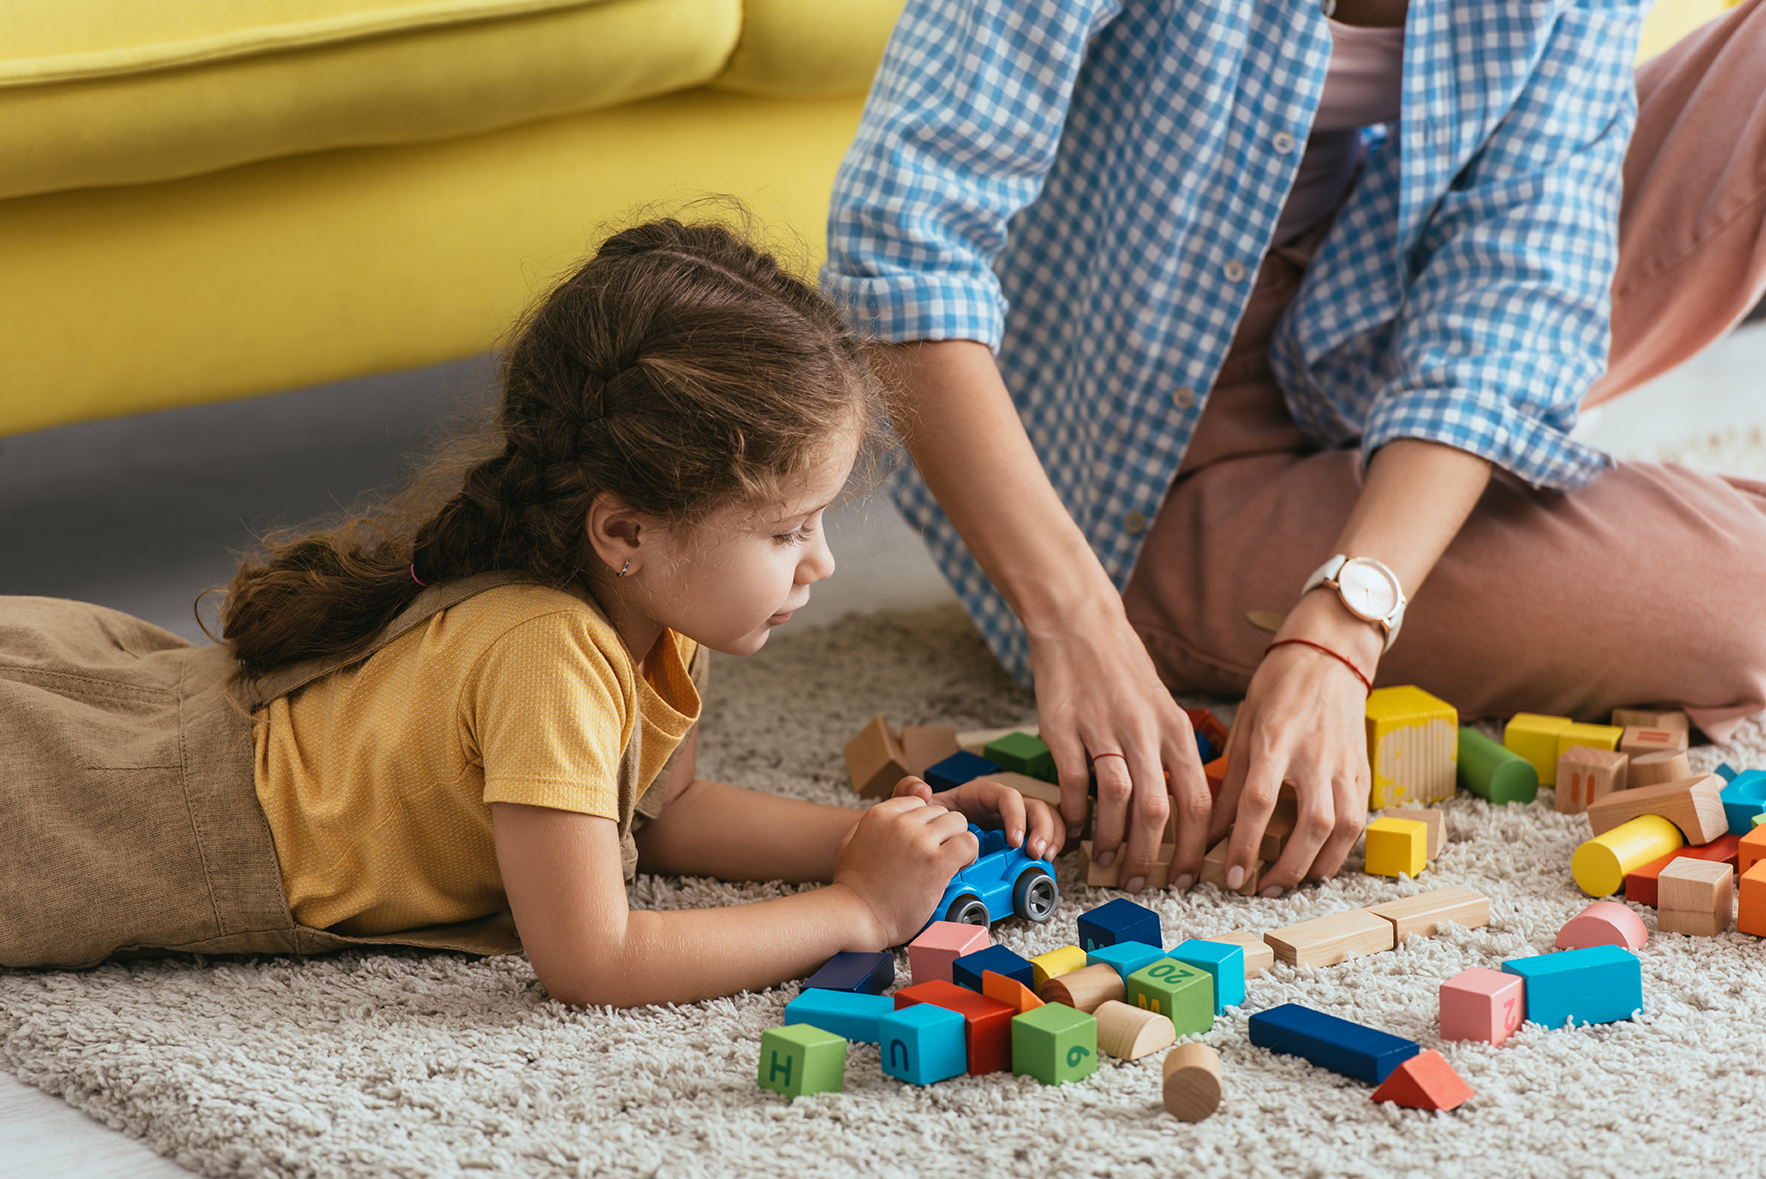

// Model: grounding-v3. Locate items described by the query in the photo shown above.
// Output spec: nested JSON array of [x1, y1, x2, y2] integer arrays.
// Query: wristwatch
[[1301, 554, 1407, 652]]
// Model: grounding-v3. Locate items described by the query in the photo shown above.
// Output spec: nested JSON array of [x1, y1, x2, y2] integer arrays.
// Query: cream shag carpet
[[6, 433, 1766, 1178]]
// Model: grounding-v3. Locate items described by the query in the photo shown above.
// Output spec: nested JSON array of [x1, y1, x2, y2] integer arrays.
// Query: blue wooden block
[[1194, 731, 1217, 764], [1248, 1003, 1419, 1084], [1169, 938, 1245, 1014], [1076, 898, 1161, 952], [783, 989, 897, 1044], [951, 944, 1033, 993], [1086, 941, 1166, 982], [1722, 770, 1766, 835], [879, 1003, 967, 1085], [1715, 763, 1739, 783], [1502, 945, 1642, 1028], [924, 751, 1001, 793], [804, 951, 895, 995]]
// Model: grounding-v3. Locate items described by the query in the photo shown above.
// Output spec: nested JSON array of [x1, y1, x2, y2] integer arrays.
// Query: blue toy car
[[930, 824, 1060, 929]]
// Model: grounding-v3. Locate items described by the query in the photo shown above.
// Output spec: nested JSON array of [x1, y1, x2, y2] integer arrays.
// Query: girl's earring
[[617, 560, 631, 578]]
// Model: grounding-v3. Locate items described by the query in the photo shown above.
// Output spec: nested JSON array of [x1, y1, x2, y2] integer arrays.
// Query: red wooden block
[[1370, 1049, 1474, 1112], [894, 980, 1016, 1075], [1555, 901, 1648, 951], [1439, 968, 1525, 1047], [1623, 834, 1742, 907]]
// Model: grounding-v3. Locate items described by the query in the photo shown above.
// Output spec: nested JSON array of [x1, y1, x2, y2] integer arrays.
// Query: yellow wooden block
[[1503, 713, 1573, 785], [1555, 722, 1625, 762], [1030, 945, 1088, 994], [1364, 817, 1428, 878], [1364, 686, 1458, 807]]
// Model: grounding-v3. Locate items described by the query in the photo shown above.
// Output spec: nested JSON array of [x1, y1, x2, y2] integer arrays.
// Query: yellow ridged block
[[1555, 722, 1625, 761], [1030, 945, 1089, 995], [1364, 686, 1459, 807], [1364, 817, 1428, 878], [1504, 713, 1574, 785], [1572, 814, 1685, 897]]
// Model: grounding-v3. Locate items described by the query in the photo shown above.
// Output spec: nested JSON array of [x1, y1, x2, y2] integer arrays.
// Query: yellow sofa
[[0, 0, 1728, 438]]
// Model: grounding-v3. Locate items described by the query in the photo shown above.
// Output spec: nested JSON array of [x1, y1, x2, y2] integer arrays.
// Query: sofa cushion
[[0, 0, 740, 199], [713, 0, 903, 97]]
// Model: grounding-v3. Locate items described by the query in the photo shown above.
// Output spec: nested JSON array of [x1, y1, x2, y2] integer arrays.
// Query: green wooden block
[[758, 1024, 846, 1098], [1126, 958, 1215, 1037], [1011, 1002, 1097, 1086], [985, 732, 1058, 783], [1457, 727, 1539, 805], [1753, 812, 1765, 829]]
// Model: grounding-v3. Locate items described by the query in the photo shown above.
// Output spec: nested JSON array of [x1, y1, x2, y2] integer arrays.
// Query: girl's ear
[[584, 491, 647, 576]]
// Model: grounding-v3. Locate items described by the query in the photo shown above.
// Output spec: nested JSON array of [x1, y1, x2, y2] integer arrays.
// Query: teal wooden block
[[985, 731, 1057, 782], [1502, 945, 1642, 1028], [783, 989, 895, 1044], [758, 1024, 846, 1098], [1169, 938, 1245, 1013], [1086, 941, 1165, 982], [878, 1004, 967, 1085], [1126, 958, 1214, 1036], [1011, 1002, 1097, 1086]]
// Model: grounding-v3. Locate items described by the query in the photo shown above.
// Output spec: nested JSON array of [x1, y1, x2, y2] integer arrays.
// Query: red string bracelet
[[1264, 637, 1373, 693], [1090, 751, 1127, 764]]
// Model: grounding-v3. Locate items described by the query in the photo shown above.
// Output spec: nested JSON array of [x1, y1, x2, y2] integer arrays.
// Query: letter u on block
[[888, 1040, 909, 1071]]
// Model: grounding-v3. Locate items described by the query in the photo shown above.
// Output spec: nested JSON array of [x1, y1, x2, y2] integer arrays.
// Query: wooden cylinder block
[[1572, 814, 1684, 897], [1094, 1000, 1176, 1061], [1629, 750, 1693, 789], [1040, 963, 1124, 1013], [1162, 1042, 1223, 1122]]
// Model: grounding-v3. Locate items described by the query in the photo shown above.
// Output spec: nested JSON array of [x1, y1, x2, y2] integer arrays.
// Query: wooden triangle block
[[1370, 1049, 1473, 1111]]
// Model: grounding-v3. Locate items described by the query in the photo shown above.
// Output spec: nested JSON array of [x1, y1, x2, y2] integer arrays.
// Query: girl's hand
[[831, 795, 980, 947], [891, 775, 1067, 862]]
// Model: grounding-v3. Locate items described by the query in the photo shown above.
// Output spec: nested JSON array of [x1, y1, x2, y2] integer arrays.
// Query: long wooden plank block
[[1263, 909, 1395, 967], [1364, 887, 1490, 941]]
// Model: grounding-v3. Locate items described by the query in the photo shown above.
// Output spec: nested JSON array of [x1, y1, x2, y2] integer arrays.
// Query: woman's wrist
[[1273, 588, 1386, 677]]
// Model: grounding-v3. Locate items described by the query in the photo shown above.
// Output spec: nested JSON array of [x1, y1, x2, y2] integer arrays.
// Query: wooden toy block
[[1438, 967, 1525, 1046], [1185, 707, 1232, 759], [1722, 769, 1766, 835], [1125, 959, 1214, 1036], [985, 731, 1057, 782], [1203, 754, 1229, 800], [1629, 750, 1693, 789], [1585, 774, 1727, 845], [1263, 908, 1396, 967], [893, 980, 1016, 1075], [1365, 685, 1458, 806], [1081, 840, 1175, 890], [1169, 938, 1246, 1012], [1384, 807, 1443, 859], [1370, 1049, 1473, 1112], [900, 724, 961, 775], [843, 717, 908, 799], [1202, 931, 1275, 978], [1029, 945, 1087, 993], [923, 750, 1001, 793], [1756, 813, 1766, 828], [1162, 1042, 1223, 1122], [1556, 721, 1625, 761], [1241, 787, 1300, 862], [1458, 727, 1539, 804], [758, 1024, 846, 1097], [1555, 901, 1648, 951], [957, 723, 1038, 757], [1364, 886, 1491, 941], [878, 1004, 967, 1086], [1201, 838, 1264, 895], [908, 921, 990, 985], [1011, 1001, 1098, 1086], [1717, 763, 1739, 781], [1739, 861, 1766, 937], [1619, 726, 1689, 757], [1611, 708, 1690, 732], [1741, 827, 1766, 876], [1093, 999, 1176, 1061], [982, 969, 1044, 1014], [1077, 897, 1161, 952], [1503, 713, 1574, 785], [952, 944, 1034, 993], [984, 770, 1065, 810], [1087, 941, 1167, 982], [1247, 1002, 1419, 1084], [803, 951, 895, 995], [1363, 817, 1428, 877], [1625, 833, 1742, 908], [1040, 963, 1125, 1013], [1573, 814, 1685, 897], [1657, 858, 1734, 936], [1555, 746, 1629, 815], [783, 990, 897, 1044], [1503, 945, 1642, 1027]]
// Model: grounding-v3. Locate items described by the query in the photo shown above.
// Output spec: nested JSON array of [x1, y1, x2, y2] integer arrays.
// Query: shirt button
[[1124, 511, 1147, 534], [1223, 260, 1247, 282], [1173, 386, 1195, 409], [1273, 131, 1296, 154]]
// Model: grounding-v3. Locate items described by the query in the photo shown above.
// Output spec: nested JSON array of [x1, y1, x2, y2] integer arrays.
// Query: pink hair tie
[[410, 564, 426, 587]]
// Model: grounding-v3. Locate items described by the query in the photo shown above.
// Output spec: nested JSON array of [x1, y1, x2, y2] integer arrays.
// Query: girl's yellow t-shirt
[[252, 584, 699, 936]]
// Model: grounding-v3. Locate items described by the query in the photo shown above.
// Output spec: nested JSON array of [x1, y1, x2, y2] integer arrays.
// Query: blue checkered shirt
[[822, 0, 1646, 685]]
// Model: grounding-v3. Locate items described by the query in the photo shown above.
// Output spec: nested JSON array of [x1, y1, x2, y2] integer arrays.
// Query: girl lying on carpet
[[0, 217, 1063, 1004]]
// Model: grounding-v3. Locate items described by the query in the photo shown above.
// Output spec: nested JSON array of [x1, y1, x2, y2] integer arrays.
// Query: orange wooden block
[[1203, 931, 1275, 978], [1555, 901, 1648, 951], [1384, 807, 1444, 860], [1555, 747, 1629, 816], [1263, 909, 1395, 967], [1040, 963, 1125, 1013], [1739, 827, 1766, 877], [1585, 774, 1728, 845], [1629, 750, 1694, 789], [1093, 999, 1176, 1061], [1201, 838, 1263, 895], [1370, 1049, 1473, 1112], [981, 969, 1044, 1014], [1203, 754, 1230, 798], [1364, 887, 1490, 941], [1162, 1043, 1223, 1122], [1611, 708, 1690, 733], [1739, 861, 1766, 937], [1082, 840, 1174, 890], [900, 725, 961, 775], [1657, 858, 1734, 936], [843, 717, 908, 799], [1619, 726, 1689, 757]]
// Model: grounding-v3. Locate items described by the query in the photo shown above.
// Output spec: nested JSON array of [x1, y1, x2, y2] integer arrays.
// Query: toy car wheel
[[946, 895, 990, 926], [1012, 869, 1058, 923]]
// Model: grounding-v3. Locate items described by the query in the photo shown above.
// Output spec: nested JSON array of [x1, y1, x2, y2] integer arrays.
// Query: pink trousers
[[1122, 0, 1766, 742]]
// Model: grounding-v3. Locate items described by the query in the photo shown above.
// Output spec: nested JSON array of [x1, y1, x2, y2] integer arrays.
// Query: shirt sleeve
[[820, 0, 1123, 349], [464, 611, 633, 819], [1359, 0, 1646, 489]]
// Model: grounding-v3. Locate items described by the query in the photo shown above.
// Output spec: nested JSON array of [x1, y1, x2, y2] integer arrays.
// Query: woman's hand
[[832, 795, 980, 947], [891, 775, 1068, 861]]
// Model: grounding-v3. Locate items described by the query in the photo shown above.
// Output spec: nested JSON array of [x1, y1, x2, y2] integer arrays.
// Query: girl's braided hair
[[219, 215, 876, 677]]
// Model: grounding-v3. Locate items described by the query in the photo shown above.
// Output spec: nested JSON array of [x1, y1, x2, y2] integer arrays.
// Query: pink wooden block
[[1439, 967, 1525, 1046], [907, 921, 990, 985], [1554, 900, 1649, 952]]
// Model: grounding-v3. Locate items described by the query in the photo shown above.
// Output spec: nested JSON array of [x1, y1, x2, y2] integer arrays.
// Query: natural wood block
[[1162, 1042, 1223, 1122], [1093, 999, 1176, 1061], [1255, 788, 1299, 862], [1369, 1048, 1473, 1112], [1556, 722, 1625, 761], [1203, 931, 1275, 978], [1439, 967, 1524, 1046], [1574, 815, 1685, 897], [1039, 963, 1125, 1013], [1263, 909, 1395, 967], [957, 724, 1037, 758], [1365, 686, 1458, 806], [1585, 774, 1728, 845], [1555, 900, 1648, 951], [1364, 887, 1490, 941], [1619, 725, 1689, 757], [1504, 713, 1574, 785], [843, 717, 909, 799], [1657, 858, 1733, 935], [986, 770, 1065, 810], [1555, 746, 1629, 815], [1201, 838, 1263, 895], [1624, 834, 1741, 906], [982, 969, 1044, 1014], [1029, 945, 1088, 993], [900, 725, 961, 775], [1629, 750, 1693, 789], [1738, 861, 1766, 937], [1384, 807, 1443, 859], [1364, 817, 1428, 877], [1612, 708, 1690, 733], [1082, 840, 1174, 890]]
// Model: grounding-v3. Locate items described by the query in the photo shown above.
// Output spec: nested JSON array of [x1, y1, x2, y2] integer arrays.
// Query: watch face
[[1339, 559, 1399, 620]]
